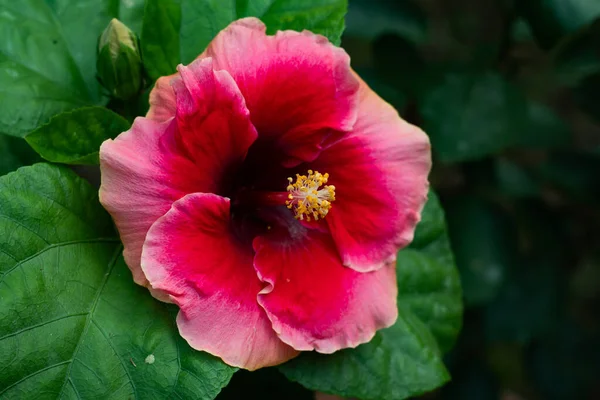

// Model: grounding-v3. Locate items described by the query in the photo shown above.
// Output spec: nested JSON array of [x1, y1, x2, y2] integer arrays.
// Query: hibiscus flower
[[99, 18, 431, 370]]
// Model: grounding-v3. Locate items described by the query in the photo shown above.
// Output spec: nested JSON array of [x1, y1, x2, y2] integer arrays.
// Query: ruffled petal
[[311, 77, 431, 272], [204, 17, 360, 164], [253, 224, 398, 353], [142, 193, 298, 369], [147, 72, 177, 122], [99, 58, 257, 286]]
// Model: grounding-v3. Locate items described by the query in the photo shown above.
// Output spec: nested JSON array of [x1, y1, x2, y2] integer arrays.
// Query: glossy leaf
[[142, 0, 348, 80], [406, 191, 463, 353], [0, 164, 235, 399], [0, 0, 145, 137], [26, 107, 130, 165], [279, 192, 461, 400]]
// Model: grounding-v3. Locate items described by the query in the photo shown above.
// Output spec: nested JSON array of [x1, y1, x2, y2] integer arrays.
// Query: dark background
[[218, 0, 600, 399]]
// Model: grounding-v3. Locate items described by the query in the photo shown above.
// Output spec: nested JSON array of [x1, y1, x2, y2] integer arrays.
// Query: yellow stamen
[[285, 170, 336, 221]]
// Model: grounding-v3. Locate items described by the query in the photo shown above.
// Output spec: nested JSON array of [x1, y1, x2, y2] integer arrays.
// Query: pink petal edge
[[253, 227, 398, 353], [142, 193, 298, 370], [311, 76, 432, 272]]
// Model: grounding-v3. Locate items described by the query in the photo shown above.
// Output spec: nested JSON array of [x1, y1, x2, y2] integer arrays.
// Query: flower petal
[[99, 58, 257, 286], [204, 17, 360, 164], [147, 72, 177, 122], [142, 193, 298, 369], [312, 77, 432, 272], [253, 224, 398, 353]]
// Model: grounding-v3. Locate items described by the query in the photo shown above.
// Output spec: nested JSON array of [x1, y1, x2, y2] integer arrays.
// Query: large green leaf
[[142, 0, 348, 80], [0, 164, 234, 399], [0, 0, 145, 137], [279, 192, 461, 400], [518, 0, 600, 49], [25, 107, 130, 165]]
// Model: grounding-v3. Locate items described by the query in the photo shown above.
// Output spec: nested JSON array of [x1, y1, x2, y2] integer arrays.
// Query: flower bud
[[97, 18, 143, 100]]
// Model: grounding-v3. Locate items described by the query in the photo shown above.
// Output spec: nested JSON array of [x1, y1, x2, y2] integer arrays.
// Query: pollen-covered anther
[[285, 170, 336, 221]]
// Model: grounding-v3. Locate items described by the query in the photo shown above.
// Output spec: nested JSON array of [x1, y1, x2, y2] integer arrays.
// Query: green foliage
[[518, 0, 600, 49], [344, 0, 427, 42], [0, 136, 41, 176], [141, 0, 347, 80], [97, 19, 144, 100], [280, 192, 462, 400], [15, 0, 600, 399], [0, 164, 235, 399], [0, 0, 145, 138], [444, 197, 516, 306], [26, 107, 130, 165]]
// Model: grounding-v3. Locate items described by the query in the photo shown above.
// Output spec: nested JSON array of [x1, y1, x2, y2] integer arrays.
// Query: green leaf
[[550, 17, 600, 86], [142, 0, 348, 80], [344, 0, 427, 42], [407, 191, 463, 353], [419, 72, 568, 162], [25, 107, 130, 165], [419, 72, 528, 162], [0, 164, 235, 399], [279, 317, 449, 400], [0, 135, 41, 176], [279, 192, 461, 400], [444, 196, 517, 306], [0, 0, 145, 137], [518, 0, 600, 49], [494, 158, 541, 198]]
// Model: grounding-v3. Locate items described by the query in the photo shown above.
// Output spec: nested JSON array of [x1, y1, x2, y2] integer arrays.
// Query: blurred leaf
[[344, 0, 427, 42], [419, 72, 570, 162], [437, 0, 512, 68], [280, 192, 460, 400], [354, 68, 408, 112], [419, 72, 528, 162], [551, 17, 600, 86], [494, 159, 541, 198], [519, 101, 571, 148], [574, 71, 600, 122], [442, 362, 499, 400], [518, 0, 600, 49], [536, 151, 600, 201], [0, 0, 145, 137], [0, 135, 41, 176], [372, 33, 426, 97], [484, 261, 559, 344], [0, 164, 235, 399], [445, 197, 517, 306], [26, 107, 130, 165], [142, 0, 348, 80], [529, 319, 600, 400]]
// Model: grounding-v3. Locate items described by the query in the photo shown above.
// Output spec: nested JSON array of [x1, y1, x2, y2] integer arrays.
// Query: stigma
[[286, 170, 336, 221]]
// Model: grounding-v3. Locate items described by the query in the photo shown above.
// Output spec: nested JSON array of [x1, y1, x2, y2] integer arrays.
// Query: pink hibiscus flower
[[99, 18, 431, 370]]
